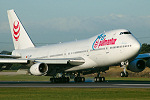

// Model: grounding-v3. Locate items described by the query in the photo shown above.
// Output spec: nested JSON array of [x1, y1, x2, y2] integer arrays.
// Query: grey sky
[[0, 0, 150, 51]]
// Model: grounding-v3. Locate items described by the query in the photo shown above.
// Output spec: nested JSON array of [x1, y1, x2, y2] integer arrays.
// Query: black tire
[[101, 77, 105, 82], [99, 77, 102, 82], [120, 71, 125, 77], [50, 78, 54, 83], [97, 77, 100, 82], [74, 77, 77, 83], [62, 77, 66, 83], [94, 77, 97, 82], [79, 77, 82, 82], [82, 77, 85, 82], [94, 77, 105, 82], [66, 77, 70, 83], [55, 78, 59, 83], [51, 78, 56, 83], [125, 72, 129, 77]]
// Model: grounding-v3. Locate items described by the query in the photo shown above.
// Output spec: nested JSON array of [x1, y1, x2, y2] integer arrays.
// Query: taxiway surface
[[0, 80, 150, 88]]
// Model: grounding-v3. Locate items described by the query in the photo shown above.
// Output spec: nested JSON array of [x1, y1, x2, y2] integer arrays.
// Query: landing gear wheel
[[94, 77, 97, 82], [120, 71, 125, 77], [81, 77, 85, 82], [120, 60, 129, 77], [50, 77, 70, 83], [101, 77, 105, 82], [94, 77, 105, 82], [66, 77, 70, 83], [74, 77, 85, 82], [125, 72, 128, 77], [50, 78, 55, 83], [120, 71, 128, 77]]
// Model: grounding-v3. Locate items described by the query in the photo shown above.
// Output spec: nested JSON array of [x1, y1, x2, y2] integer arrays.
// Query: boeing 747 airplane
[[0, 9, 149, 83]]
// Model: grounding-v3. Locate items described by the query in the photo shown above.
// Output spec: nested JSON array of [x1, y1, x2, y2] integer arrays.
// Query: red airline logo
[[13, 21, 20, 41], [92, 33, 117, 50]]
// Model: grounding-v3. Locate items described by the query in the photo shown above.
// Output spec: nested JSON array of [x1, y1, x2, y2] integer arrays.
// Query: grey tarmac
[[0, 80, 150, 88]]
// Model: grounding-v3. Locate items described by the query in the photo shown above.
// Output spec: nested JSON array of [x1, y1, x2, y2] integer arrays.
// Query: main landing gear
[[50, 77, 69, 83], [50, 72, 106, 83], [120, 61, 129, 77], [74, 73, 85, 83], [94, 72, 105, 82], [50, 74, 70, 83], [50, 73, 85, 83]]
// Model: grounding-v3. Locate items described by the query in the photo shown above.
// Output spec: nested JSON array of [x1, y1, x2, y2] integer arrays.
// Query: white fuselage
[[12, 29, 141, 72]]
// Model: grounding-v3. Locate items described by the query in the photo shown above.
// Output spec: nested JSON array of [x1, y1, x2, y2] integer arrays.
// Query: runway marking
[[116, 84, 150, 86], [0, 81, 150, 88], [0, 85, 128, 88], [0, 84, 150, 88]]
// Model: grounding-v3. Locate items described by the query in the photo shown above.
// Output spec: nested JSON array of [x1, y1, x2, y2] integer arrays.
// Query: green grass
[[106, 77, 150, 81], [0, 74, 150, 100], [0, 88, 150, 100], [0, 74, 50, 81], [1, 70, 17, 72]]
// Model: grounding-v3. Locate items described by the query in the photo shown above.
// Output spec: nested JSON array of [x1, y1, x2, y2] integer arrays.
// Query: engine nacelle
[[29, 63, 48, 76], [127, 59, 145, 72], [146, 58, 150, 68]]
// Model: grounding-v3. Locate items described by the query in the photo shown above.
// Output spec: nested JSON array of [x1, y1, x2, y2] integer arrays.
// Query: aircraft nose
[[133, 40, 141, 54]]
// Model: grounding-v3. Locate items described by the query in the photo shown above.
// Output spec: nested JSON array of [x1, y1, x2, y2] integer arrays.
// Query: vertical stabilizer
[[7, 9, 35, 50]]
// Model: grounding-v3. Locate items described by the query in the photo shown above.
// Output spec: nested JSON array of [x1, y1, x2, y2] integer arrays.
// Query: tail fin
[[7, 9, 35, 50]]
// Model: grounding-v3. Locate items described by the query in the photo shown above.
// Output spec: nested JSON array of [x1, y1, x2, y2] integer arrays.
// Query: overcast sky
[[0, 0, 150, 51]]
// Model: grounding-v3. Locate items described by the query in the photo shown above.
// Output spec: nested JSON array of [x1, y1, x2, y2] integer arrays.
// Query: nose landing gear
[[120, 71, 128, 77], [120, 61, 129, 77]]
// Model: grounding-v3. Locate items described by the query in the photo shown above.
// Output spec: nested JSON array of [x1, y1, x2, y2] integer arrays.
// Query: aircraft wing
[[0, 57, 85, 66], [136, 53, 150, 60], [0, 54, 21, 58], [0, 58, 27, 63], [30, 57, 85, 65]]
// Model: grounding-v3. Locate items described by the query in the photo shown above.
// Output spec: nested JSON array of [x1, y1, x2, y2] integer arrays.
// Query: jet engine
[[146, 58, 150, 68], [127, 59, 145, 72], [29, 63, 48, 76]]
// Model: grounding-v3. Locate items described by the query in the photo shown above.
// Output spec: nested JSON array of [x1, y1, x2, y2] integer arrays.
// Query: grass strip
[[0, 88, 150, 100]]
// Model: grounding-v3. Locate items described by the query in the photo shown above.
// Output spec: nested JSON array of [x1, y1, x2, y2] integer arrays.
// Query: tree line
[[140, 43, 150, 54]]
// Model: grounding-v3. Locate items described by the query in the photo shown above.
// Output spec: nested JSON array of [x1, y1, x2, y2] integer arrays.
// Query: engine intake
[[29, 63, 48, 76], [127, 59, 145, 72], [146, 58, 150, 68]]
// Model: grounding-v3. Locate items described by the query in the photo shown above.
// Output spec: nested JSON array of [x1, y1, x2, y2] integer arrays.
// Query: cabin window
[[120, 31, 131, 35]]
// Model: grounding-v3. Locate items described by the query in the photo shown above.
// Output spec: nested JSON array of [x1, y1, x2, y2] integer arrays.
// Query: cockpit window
[[120, 31, 131, 35]]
